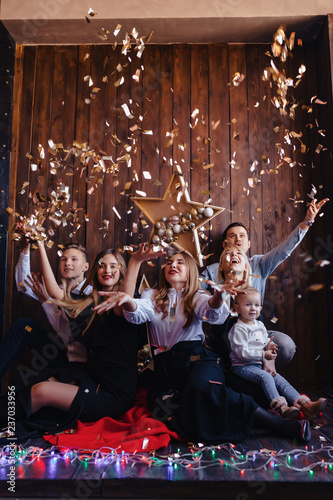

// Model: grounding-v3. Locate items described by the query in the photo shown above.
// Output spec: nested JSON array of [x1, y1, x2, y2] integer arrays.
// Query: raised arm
[[253, 197, 329, 279], [207, 279, 246, 309], [14, 223, 40, 300], [94, 291, 138, 315], [38, 242, 64, 300], [299, 197, 329, 231], [120, 242, 165, 296]]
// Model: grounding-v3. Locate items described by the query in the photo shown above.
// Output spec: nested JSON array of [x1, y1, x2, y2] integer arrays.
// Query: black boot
[[254, 406, 311, 443]]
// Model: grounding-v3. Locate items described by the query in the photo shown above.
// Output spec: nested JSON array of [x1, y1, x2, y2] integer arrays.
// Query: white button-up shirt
[[124, 288, 230, 354]]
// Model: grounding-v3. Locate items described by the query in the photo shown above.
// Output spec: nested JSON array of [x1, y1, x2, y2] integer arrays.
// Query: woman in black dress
[[0, 248, 147, 440]]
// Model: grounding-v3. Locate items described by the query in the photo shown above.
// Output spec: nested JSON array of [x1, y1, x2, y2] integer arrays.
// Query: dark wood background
[[5, 29, 333, 390]]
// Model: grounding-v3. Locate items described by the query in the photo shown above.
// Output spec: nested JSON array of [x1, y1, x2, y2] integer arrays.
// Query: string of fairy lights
[[1, 443, 333, 476]]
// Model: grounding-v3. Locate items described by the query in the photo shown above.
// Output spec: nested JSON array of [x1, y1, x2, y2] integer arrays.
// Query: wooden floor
[[1, 390, 333, 500]]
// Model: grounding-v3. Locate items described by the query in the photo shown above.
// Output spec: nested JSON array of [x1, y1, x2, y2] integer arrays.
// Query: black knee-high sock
[[253, 406, 302, 439]]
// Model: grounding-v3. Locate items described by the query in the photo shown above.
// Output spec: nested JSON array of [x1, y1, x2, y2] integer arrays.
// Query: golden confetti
[[231, 72, 245, 87], [306, 284, 325, 292], [87, 7, 97, 17], [114, 24, 121, 36], [211, 120, 220, 130], [97, 31, 108, 41], [114, 76, 125, 87]]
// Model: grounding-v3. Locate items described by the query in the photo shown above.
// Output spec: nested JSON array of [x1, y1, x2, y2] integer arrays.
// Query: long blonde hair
[[154, 251, 201, 329], [55, 249, 126, 332], [218, 244, 251, 287]]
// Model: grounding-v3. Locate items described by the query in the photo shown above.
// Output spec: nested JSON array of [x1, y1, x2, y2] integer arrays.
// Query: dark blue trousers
[[0, 317, 67, 385]]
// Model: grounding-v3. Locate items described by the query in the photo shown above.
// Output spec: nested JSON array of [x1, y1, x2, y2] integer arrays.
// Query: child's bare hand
[[265, 336, 278, 354], [264, 349, 277, 360]]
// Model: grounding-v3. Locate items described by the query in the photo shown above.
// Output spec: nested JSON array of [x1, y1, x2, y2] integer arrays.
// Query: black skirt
[[0, 311, 146, 443]]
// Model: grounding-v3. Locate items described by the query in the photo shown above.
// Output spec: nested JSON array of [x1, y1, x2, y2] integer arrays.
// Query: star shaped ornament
[[132, 169, 225, 266]]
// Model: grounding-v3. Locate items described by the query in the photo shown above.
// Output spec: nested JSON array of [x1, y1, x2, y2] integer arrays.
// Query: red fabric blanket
[[44, 389, 181, 452]]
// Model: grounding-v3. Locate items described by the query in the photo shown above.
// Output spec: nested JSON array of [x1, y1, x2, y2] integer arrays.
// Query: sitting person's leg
[[253, 406, 311, 442], [0, 317, 67, 382], [232, 364, 280, 403], [31, 380, 79, 413], [0, 318, 47, 379]]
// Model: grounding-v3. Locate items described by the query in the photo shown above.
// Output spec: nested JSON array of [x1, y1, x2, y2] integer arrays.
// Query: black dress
[[0, 309, 146, 442]]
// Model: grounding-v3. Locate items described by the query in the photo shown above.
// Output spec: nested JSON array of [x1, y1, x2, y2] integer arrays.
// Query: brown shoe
[[280, 404, 301, 419], [299, 398, 327, 421]]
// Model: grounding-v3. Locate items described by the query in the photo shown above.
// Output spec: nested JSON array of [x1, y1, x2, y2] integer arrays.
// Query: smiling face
[[219, 246, 247, 280], [59, 248, 89, 283], [223, 225, 251, 254], [164, 253, 188, 290], [234, 290, 261, 324], [96, 253, 121, 291]]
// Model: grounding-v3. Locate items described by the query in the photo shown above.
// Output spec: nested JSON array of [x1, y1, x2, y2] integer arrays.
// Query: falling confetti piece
[[306, 283, 325, 292], [87, 7, 97, 17], [114, 24, 122, 36], [112, 206, 122, 219], [114, 76, 125, 87], [231, 72, 245, 86], [308, 184, 317, 199], [121, 103, 135, 119], [317, 260, 330, 267], [84, 75, 93, 86]]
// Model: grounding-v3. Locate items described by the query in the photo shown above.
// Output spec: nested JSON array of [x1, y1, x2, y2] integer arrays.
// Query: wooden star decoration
[[131, 169, 225, 266]]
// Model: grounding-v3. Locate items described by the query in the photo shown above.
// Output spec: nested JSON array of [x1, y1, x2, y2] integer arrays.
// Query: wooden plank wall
[[6, 39, 333, 391]]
